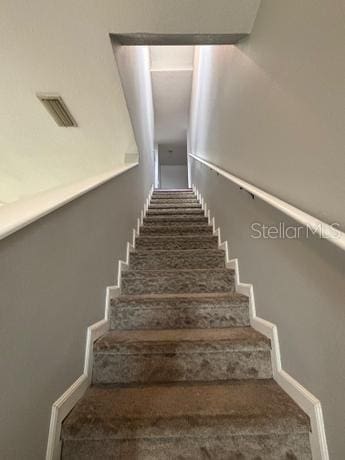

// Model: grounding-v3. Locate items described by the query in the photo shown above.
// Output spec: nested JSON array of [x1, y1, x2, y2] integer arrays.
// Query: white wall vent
[[37, 94, 78, 127]]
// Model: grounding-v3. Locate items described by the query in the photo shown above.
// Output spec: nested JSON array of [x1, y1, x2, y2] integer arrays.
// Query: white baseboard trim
[[45, 185, 154, 460], [45, 318, 109, 460], [193, 185, 329, 460]]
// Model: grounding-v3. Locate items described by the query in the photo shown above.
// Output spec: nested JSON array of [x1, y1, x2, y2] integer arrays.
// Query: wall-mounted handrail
[[189, 153, 345, 252], [0, 162, 138, 242]]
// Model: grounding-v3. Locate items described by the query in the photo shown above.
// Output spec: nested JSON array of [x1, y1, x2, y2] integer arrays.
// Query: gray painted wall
[[159, 145, 188, 189], [190, 0, 345, 230], [191, 158, 345, 458], [0, 41, 154, 459], [189, 1, 345, 456], [159, 144, 187, 166], [160, 165, 188, 189], [0, 165, 152, 459]]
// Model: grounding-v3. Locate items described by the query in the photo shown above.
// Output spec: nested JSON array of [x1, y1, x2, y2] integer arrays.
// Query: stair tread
[[143, 219, 207, 224], [150, 198, 198, 202], [123, 268, 233, 276], [151, 196, 196, 199], [94, 327, 269, 350], [142, 224, 210, 227], [121, 268, 235, 295], [143, 222, 209, 227], [153, 189, 194, 191], [147, 211, 204, 216], [112, 291, 247, 302], [149, 207, 201, 210], [144, 214, 205, 217], [131, 248, 224, 255], [62, 380, 310, 440], [151, 196, 196, 200], [110, 292, 250, 330], [140, 224, 212, 233], [129, 248, 225, 270], [136, 235, 216, 240]]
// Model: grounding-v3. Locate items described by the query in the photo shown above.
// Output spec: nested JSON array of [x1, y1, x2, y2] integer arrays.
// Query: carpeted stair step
[[151, 193, 196, 200], [92, 327, 272, 384], [153, 189, 193, 195], [142, 220, 209, 228], [121, 268, 235, 295], [147, 207, 204, 216], [135, 235, 219, 250], [149, 202, 202, 209], [110, 292, 250, 330], [154, 188, 193, 192], [143, 215, 208, 225], [151, 197, 198, 202], [61, 380, 311, 459], [129, 249, 225, 270], [140, 224, 212, 235]]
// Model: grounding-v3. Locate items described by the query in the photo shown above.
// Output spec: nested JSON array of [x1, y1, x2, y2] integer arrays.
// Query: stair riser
[[154, 188, 192, 191], [93, 348, 272, 384], [143, 221, 209, 227], [121, 270, 235, 295], [150, 199, 198, 205], [135, 236, 218, 250], [151, 197, 197, 202], [149, 203, 202, 209], [140, 226, 212, 235], [62, 433, 311, 460], [111, 303, 250, 330], [129, 251, 225, 270], [147, 209, 204, 215], [152, 193, 195, 198], [143, 217, 208, 224]]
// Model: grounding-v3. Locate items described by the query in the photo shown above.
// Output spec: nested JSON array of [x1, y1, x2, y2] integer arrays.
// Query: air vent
[[37, 94, 77, 127]]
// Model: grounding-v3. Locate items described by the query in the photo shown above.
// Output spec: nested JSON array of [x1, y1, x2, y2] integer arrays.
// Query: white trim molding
[[194, 185, 329, 460], [190, 153, 345, 253], [0, 162, 138, 242], [45, 185, 154, 460]]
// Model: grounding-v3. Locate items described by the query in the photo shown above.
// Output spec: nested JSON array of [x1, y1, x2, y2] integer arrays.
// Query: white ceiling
[[0, 0, 260, 202], [150, 46, 194, 146], [151, 46, 194, 70]]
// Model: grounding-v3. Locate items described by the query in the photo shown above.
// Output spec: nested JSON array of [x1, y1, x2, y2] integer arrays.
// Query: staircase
[[61, 189, 312, 459]]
